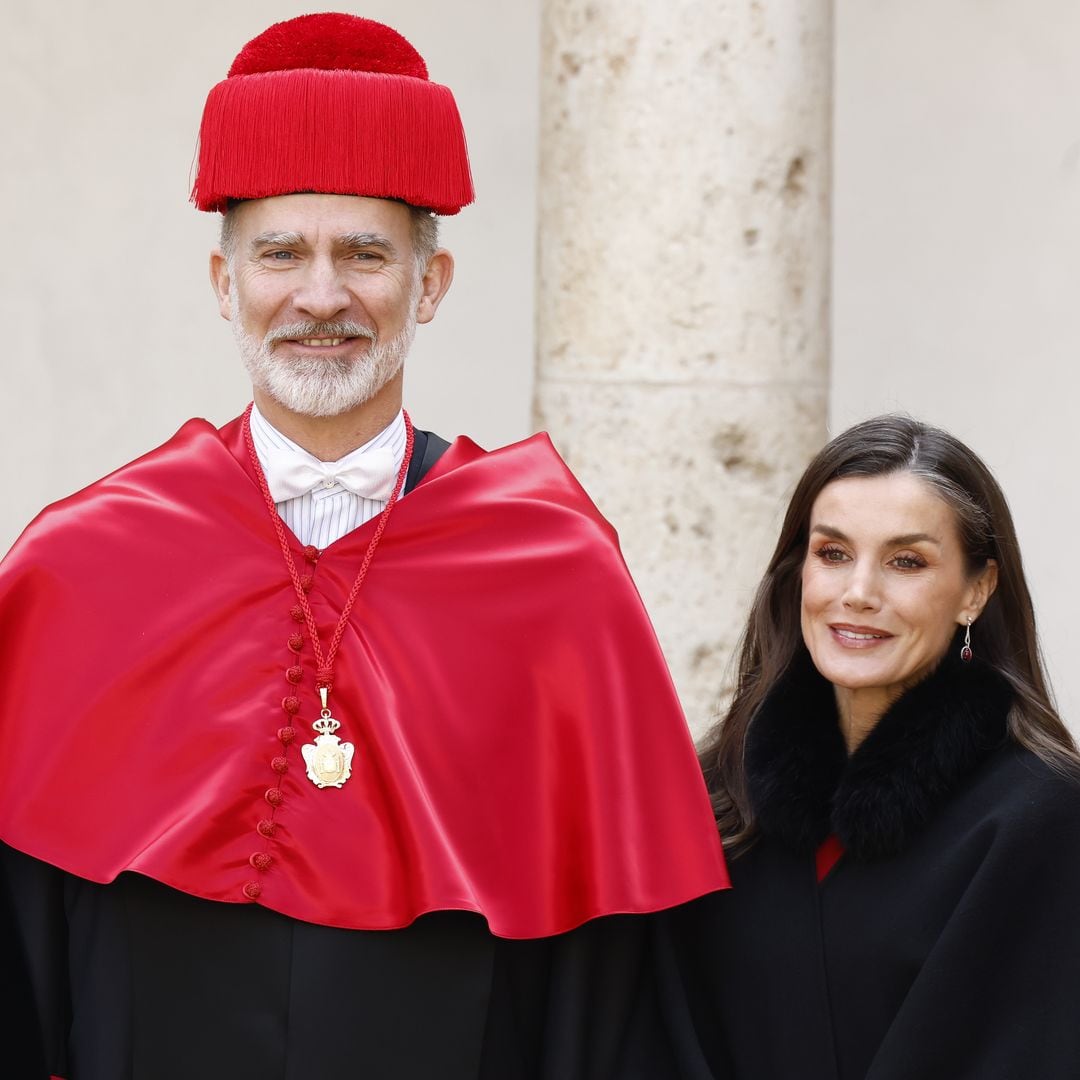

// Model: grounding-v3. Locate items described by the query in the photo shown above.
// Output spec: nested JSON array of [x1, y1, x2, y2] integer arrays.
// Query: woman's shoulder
[[970, 740, 1080, 833]]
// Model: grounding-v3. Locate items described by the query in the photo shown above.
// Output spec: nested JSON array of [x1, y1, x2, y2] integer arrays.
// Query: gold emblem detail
[[301, 690, 355, 788]]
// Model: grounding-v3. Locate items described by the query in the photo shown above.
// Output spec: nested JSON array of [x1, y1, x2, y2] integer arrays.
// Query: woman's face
[[800, 471, 996, 712]]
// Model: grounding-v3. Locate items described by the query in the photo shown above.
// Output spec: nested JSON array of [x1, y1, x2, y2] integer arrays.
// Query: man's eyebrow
[[250, 231, 305, 249], [337, 232, 397, 253], [247, 231, 398, 254], [809, 523, 941, 547]]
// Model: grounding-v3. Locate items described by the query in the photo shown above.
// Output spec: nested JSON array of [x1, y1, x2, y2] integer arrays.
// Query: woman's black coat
[[656, 650, 1080, 1080]]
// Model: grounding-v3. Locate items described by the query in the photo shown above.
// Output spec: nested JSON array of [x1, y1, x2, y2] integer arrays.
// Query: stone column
[[535, 0, 832, 735]]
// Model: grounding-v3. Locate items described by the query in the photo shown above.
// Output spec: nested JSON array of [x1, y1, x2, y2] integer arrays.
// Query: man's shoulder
[[397, 430, 627, 593], [420, 428, 609, 522], [425, 429, 583, 492]]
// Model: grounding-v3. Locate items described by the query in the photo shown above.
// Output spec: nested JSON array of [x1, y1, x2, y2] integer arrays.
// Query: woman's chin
[[809, 650, 898, 693]]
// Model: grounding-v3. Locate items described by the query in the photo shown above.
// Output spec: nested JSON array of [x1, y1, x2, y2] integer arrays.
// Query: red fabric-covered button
[[271, 755, 289, 774], [286, 665, 303, 684], [290, 604, 305, 622], [303, 545, 320, 563], [257, 818, 277, 839], [242, 881, 262, 900], [277, 726, 296, 745], [282, 696, 300, 715], [249, 852, 273, 871], [288, 633, 304, 653], [264, 787, 284, 807], [300, 573, 314, 593]]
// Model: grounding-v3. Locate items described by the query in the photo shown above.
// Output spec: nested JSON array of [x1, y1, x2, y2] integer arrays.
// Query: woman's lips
[[828, 624, 894, 649]]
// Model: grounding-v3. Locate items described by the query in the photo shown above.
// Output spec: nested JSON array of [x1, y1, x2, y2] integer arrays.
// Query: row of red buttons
[[243, 545, 321, 902]]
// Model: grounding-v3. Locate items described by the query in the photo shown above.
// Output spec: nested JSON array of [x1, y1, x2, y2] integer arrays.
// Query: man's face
[[212, 193, 443, 418]]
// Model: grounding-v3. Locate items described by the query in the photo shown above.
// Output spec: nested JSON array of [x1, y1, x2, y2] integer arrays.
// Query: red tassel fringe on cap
[[191, 13, 474, 215]]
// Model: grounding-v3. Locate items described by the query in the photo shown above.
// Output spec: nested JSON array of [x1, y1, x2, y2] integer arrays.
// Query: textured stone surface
[[536, 0, 832, 734]]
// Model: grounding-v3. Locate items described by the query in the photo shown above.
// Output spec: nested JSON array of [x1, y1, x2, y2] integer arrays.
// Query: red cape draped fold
[[0, 416, 728, 938]]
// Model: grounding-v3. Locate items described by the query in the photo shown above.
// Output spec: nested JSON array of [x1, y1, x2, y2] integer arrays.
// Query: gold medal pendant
[[301, 688, 355, 789]]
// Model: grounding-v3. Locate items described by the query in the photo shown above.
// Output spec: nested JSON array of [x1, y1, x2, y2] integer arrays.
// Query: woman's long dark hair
[[699, 414, 1077, 854]]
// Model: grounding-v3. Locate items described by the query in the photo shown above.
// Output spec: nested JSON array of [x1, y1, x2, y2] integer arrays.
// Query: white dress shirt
[[249, 404, 407, 548]]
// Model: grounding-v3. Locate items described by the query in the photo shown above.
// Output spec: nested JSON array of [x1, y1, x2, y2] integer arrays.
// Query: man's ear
[[209, 249, 232, 321], [416, 249, 454, 325]]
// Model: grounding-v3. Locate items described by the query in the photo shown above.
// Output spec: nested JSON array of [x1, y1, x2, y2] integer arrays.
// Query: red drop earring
[[960, 617, 973, 662]]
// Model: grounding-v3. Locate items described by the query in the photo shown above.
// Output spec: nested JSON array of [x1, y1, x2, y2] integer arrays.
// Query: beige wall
[[0, 2, 539, 551], [833, 0, 1080, 727]]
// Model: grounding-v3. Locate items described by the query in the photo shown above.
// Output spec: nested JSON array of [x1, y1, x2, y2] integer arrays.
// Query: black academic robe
[[655, 648, 1080, 1080], [0, 429, 671, 1080], [0, 853, 653, 1079]]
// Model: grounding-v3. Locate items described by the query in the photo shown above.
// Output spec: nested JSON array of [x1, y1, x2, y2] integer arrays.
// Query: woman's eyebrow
[[810, 524, 941, 547]]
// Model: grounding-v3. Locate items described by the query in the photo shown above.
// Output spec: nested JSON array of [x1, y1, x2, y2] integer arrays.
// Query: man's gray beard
[[231, 299, 417, 419]]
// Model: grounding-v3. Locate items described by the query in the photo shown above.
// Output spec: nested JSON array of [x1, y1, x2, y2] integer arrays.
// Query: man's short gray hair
[[407, 206, 439, 273], [219, 201, 440, 278]]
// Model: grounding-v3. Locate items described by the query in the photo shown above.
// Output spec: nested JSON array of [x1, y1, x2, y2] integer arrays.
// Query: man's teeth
[[298, 338, 347, 347], [836, 629, 885, 640]]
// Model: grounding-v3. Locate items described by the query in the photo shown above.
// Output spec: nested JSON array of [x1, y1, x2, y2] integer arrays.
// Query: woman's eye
[[814, 545, 848, 563], [892, 554, 926, 570]]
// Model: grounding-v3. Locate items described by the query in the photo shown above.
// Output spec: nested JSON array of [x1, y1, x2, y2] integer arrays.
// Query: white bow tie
[[263, 445, 398, 503]]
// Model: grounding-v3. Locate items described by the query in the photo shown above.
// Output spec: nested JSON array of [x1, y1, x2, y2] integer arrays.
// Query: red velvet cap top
[[228, 13, 429, 79]]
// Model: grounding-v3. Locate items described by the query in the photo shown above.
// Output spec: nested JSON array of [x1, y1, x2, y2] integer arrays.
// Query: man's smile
[[273, 333, 371, 357]]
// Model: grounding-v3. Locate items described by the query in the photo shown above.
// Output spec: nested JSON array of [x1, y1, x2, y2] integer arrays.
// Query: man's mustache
[[264, 322, 377, 344]]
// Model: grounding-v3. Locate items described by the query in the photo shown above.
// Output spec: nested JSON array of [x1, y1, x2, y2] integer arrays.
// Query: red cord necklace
[[242, 404, 415, 788]]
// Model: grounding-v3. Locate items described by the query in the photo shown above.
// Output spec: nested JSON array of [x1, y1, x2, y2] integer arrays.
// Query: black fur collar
[[745, 644, 1013, 860]]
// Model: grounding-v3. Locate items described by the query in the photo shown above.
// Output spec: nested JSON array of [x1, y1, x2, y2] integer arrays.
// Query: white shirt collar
[[248, 403, 406, 473]]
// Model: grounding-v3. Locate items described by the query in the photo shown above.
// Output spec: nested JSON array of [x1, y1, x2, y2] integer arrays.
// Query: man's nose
[[292, 259, 352, 321]]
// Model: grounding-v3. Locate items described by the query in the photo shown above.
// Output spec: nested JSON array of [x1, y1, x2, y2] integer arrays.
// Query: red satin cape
[[0, 416, 728, 938]]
